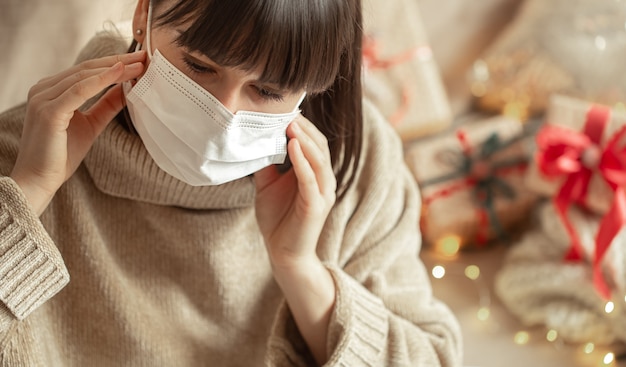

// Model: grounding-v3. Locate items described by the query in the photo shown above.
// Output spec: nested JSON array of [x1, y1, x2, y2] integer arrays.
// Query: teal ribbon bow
[[421, 132, 529, 243]]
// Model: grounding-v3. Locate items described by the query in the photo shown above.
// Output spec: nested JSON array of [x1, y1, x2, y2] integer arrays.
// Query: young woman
[[0, 0, 461, 365]]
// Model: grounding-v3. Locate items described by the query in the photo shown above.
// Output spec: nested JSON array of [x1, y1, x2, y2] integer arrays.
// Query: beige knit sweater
[[0, 33, 462, 367]]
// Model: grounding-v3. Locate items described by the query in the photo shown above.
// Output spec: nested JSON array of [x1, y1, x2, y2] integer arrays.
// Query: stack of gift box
[[397, 94, 626, 303], [362, 0, 626, 350]]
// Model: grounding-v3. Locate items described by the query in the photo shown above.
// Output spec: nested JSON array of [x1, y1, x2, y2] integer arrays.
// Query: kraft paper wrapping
[[405, 115, 538, 248], [362, 0, 452, 142]]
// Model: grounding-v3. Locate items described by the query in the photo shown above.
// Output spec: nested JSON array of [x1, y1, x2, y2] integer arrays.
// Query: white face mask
[[123, 4, 304, 186]]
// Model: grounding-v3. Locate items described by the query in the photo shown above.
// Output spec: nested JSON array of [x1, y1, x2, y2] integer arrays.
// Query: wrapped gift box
[[405, 115, 538, 249], [362, 0, 452, 141], [525, 94, 626, 214], [525, 94, 626, 299]]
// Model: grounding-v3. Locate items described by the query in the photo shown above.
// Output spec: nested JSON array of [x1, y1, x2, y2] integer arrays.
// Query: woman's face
[[144, 21, 305, 115]]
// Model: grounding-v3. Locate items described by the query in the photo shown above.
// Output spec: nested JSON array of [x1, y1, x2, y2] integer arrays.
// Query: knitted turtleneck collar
[[83, 120, 256, 209]]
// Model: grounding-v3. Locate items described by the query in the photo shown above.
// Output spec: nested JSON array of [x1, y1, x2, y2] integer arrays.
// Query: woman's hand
[[254, 115, 337, 270], [10, 51, 146, 215], [254, 115, 337, 365]]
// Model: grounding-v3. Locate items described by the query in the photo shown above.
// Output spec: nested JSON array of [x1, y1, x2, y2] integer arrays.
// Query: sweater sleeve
[[265, 101, 463, 366], [0, 177, 70, 333]]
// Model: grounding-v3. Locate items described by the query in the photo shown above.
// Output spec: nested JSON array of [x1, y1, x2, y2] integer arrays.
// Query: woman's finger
[[288, 138, 321, 203], [293, 115, 331, 162], [29, 51, 146, 99], [52, 62, 128, 121], [34, 62, 143, 102], [288, 121, 336, 196], [82, 83, 126, 136]]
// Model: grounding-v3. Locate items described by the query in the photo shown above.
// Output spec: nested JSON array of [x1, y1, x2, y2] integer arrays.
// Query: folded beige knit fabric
[[495, 202, 626, 345]]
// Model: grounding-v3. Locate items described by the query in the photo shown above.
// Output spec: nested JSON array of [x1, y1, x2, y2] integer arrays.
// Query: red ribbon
[[362, 35, 428, 126], [536, 105, 626, 299], [422, 131, 528, 246]]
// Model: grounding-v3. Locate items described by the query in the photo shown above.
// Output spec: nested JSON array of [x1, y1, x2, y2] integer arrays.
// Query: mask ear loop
[[296, 92, 306, 107], [123, 2, 154, 134], [145, 2, 154, 57], [136, 1, 154, 56], [291, 92, 307, 113]]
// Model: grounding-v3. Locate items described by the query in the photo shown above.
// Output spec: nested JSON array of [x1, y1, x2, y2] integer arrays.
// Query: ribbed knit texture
[[0, 179, 69, 320], [325, 267, 388, 366], [495, 202, 626, 345], [84, 120, 256, 209], [0, 32, 462, 366]]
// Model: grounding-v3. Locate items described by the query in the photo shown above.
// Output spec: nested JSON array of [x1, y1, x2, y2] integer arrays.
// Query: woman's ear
[[132, 0, 150, 43]]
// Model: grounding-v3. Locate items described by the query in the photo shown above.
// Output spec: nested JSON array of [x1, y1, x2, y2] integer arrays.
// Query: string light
[[584, 342, 595, 354], [428, 258, 620, 366], [429, 262, 492, 324], [514, 331, 530, 345], [546, 329, 558, 342], [477, 307, 490, 321], [432, 265, 446, 279], [435, 235, 462, 257], [464, 265, 480, 280]]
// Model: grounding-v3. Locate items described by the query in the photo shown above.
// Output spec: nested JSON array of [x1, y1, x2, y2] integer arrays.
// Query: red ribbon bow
[[536, 106, 626, 299], [361, 35, 430, 126]]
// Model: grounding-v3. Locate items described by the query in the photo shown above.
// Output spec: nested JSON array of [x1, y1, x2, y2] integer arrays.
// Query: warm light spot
[[465, 265, 481, 280], [472, 59, 490, 82], [514, 331, 530, 345], [584, 343, 595, 354], [477, 307, 490, 321], [595, 36, 607, 51], [432, 265, 446, 279], [502, 101, 528, 122], [603, 352, 615, 365], [436, 235, 462, 257], [546, 329, 558, 342], [615, 102, 626, 113], [471, 83, 487, 98], [605, 301, 615, 314]]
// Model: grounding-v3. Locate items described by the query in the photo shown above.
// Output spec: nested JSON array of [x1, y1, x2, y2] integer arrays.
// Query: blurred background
[[2, 1, 626, 366], [0, 0, 133, 111], [0, 0, 523, 114]]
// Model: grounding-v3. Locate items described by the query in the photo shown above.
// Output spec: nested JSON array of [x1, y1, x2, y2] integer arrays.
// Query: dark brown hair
[[131, 0, 363, 199]]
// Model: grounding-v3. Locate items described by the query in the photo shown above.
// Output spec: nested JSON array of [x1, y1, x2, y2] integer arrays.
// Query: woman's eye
[[182, 58, 214, 74], [256, 87, 285, 102]]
